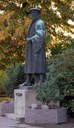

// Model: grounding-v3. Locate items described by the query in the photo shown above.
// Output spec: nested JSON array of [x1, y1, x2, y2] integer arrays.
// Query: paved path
[[0, 116, 74, 128], [0, 116, 42, 128], [0, 116, 18, 128]]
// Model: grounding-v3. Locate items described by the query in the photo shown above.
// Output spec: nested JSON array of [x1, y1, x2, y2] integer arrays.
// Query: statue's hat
[[29, 8, 41, 13]]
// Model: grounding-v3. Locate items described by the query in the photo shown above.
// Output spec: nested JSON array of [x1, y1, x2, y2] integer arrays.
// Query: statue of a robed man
[[20, 8, 46, 88]]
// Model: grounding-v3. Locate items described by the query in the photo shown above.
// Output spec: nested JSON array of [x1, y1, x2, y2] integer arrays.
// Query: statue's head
[[29, 8, 41, 19]]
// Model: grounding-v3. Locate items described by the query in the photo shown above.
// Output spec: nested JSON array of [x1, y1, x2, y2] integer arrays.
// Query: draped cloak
[[25, 17, 46, 74]]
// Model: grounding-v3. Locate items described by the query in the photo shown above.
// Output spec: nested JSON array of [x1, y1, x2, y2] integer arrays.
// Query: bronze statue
[[20, 8, 46, 88]]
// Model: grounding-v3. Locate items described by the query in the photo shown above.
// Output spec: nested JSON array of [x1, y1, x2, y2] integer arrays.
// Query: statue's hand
[[26, 37, 32, 42]]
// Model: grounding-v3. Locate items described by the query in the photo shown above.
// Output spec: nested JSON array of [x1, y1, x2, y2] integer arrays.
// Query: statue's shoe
[[19, 82, 32, 89], [34, 81, 42, 86]]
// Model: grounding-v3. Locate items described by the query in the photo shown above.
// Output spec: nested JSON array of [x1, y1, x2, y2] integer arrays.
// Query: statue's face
[[30, 10, 40, 19]]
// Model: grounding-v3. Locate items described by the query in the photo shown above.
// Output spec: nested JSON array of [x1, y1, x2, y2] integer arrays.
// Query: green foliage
[[0, 70, 7, 96], [35, 81, 59, 104], [47, 48, 74, 96], [50, 40, 74, 56], [4, 63, 25, 97], [61, 98, 74, 117], [70, 100, 74, 113], [35, 48, 74, 105]]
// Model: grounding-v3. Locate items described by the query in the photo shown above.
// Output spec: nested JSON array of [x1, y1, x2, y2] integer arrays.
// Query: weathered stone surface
[[0, 116, 43, 128], [14, 89, 41, 117], [0, 100, 14, 116], [0, 116, 19, 128], [0, 116, 74, 128], [25, 107, 67, 124], [6, 113, 25, 121]]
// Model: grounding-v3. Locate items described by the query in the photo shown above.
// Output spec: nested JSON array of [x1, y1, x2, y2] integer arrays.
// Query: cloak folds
[[25, 18, 46, 74]]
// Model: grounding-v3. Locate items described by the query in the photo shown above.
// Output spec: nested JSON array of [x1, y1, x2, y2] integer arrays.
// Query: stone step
[[5, 113, 25, 122]]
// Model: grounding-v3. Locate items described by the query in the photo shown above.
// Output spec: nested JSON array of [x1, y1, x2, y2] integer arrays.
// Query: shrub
[[50, 41, 74, 55], [0, 70, 7, 96], [35, 81, 59, 105], [4, 63, 25, 97], [35, 48, 74, 106], [47, 48, 74, 97]]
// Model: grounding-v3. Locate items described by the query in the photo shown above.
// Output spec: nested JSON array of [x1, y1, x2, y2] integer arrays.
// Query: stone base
[[14, 89, 41, 116], [6, 113, 24, 121], [25, 107, 67, 124], [0, 100, 14, 116]]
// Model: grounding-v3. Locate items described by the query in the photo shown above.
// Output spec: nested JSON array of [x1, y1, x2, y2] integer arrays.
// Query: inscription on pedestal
[[16, 93, 22, 97]]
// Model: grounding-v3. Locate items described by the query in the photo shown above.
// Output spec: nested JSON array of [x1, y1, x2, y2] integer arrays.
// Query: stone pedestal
[[6, 88, 41, 120], [14, 89, 41, 117], [25, 107, 67, 124]]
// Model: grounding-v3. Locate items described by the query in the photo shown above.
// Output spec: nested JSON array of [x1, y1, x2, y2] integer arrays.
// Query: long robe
[[25, 17, 46, 74]]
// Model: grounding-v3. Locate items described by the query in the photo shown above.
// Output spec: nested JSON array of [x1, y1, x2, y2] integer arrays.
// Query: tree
[[0, 0, 74, 69]]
